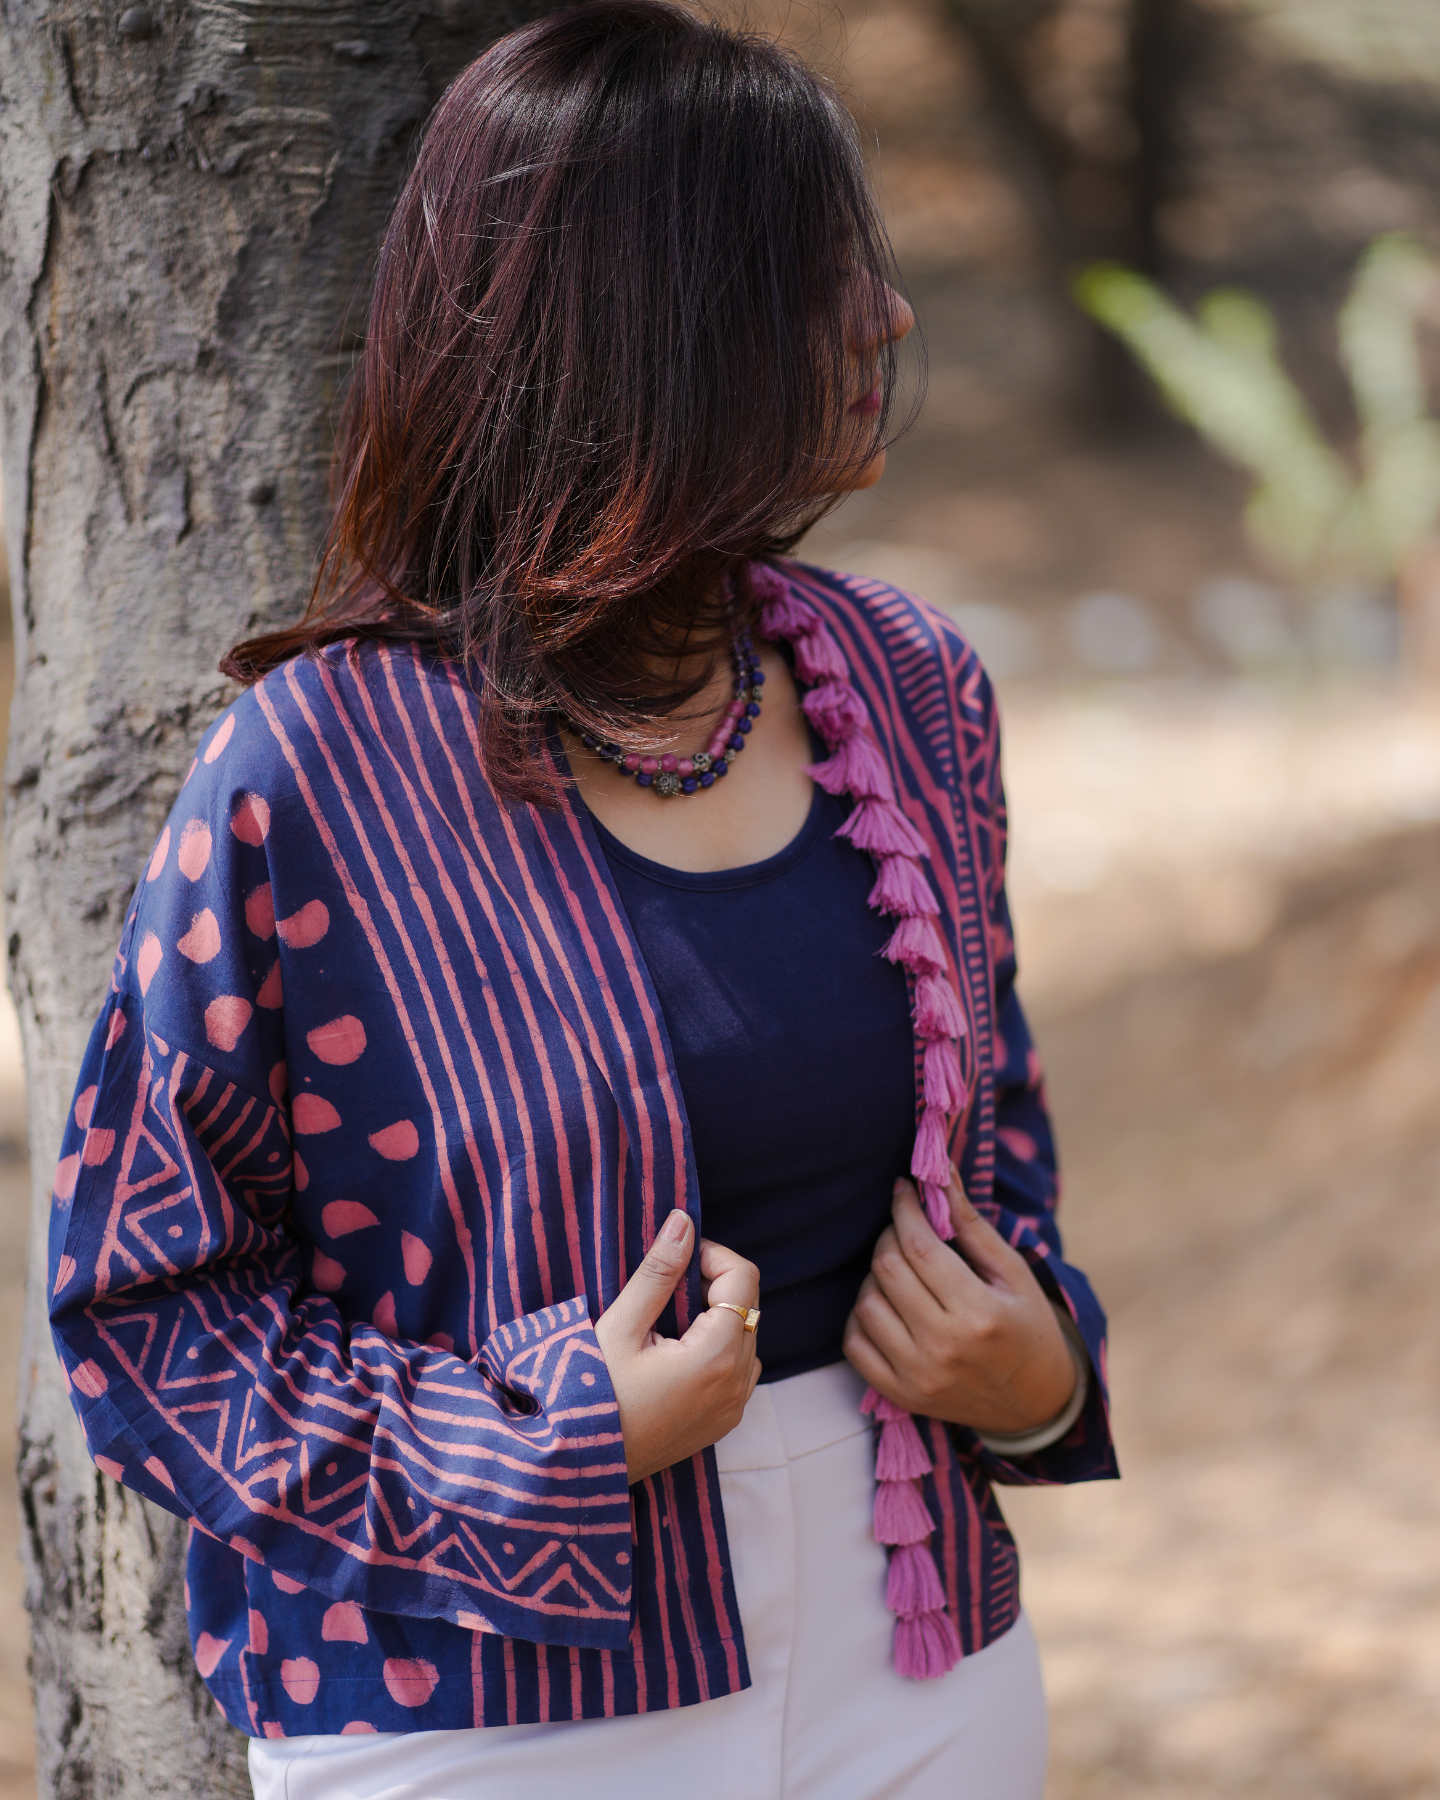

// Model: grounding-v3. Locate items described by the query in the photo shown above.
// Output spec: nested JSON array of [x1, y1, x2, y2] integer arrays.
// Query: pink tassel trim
[[873, 1477, 938, 1547], [886, 1540, 948, 1617], [895, 1608, 963, 1680], [868, 854, 939, 918], [755, 561, 968, 1686], [922, 1037, 965, 1113], [808, 735, 895, 802], [793, 624, 851, 684], [861, 1386, 911, 1423], [911, 1105, 952, 1188], [914, 972, 965, 1041], [875, 1413, 934, 1481], [881, 914, 948, 976], [801, 680, 868, 744], [920, 1180, 954, 1238], [834, 797, 929, 860]]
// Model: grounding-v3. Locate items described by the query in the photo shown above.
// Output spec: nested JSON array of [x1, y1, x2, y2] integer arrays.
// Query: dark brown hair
[[223, 0, 917, 805]]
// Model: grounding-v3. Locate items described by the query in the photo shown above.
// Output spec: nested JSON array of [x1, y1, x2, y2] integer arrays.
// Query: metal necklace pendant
[[568, 613, 766, 798]]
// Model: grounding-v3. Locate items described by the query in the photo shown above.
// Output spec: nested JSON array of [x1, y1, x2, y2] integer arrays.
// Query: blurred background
[[2, 0, 1440, 1793]]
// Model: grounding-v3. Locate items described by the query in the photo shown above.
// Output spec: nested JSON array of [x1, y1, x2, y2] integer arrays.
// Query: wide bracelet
[[709, 1300, 761, 1334], [975, 1305, 1091, 1458]]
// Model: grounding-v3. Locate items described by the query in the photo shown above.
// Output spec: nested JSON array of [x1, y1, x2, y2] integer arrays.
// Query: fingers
[[698, 1237, 760, 1310], [850, 1269, 916, 1365], [603, 1209, 694, 1347], [842, 1307, 900, 1394], [870, 1221, 948, 1326], [943, 1167, 1028, 1287]]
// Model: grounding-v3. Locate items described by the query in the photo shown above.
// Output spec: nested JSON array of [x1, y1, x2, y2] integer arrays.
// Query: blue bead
[[713, 759, 730, 776], [699, 770, 715, 787], [597, 745, 614, 761], [751, 670, 766, 685], [680, 777, 698, 794], [746, 702, 760, 717], [730, 733, 745, 751], [636, 771, 654, 786], [738, 717, 753, 734]]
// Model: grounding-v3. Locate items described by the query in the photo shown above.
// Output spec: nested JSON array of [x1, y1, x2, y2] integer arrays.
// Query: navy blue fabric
[[592, 784, 919, 1382]]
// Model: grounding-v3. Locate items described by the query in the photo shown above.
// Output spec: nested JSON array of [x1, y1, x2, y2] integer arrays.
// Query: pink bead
[[660, 754, 678, 773], [640, 757, 658, 774], [678, 759, 694, 776], [622, 754, 640, 772], [708, 739, 727, 759]]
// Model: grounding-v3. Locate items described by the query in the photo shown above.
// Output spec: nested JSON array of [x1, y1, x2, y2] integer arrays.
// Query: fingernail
[[892, 1180, 907, 1200], [661, 1210, 689, 1244]]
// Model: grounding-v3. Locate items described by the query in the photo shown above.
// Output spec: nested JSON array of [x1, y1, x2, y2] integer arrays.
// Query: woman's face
[[834, 277, 915, 494]]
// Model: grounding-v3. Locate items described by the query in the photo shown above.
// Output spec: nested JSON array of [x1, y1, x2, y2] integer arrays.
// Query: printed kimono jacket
[[49, 563, 1119, 1737]]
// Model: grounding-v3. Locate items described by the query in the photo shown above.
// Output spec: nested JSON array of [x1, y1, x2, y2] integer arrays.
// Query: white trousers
[[249, 1361, 1047, 1800]]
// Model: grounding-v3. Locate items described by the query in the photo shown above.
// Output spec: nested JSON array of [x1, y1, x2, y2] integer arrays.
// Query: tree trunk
[[0, 5, 561, 1792]]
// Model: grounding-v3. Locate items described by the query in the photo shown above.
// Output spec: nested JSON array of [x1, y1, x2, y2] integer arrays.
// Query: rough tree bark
[[0, 4, 562, 1793]]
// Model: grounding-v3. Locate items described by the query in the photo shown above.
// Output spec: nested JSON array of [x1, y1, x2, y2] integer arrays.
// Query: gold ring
[[709, 1300, 760, 1334]]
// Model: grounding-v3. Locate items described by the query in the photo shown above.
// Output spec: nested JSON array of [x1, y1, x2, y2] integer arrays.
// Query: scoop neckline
[[587, 781, 830, 893]]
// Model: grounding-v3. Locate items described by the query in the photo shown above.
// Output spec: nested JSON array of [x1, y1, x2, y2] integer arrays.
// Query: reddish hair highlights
[[223, 0, 917, 805]]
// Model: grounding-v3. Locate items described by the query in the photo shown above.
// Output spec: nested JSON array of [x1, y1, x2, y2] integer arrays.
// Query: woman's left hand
[[842, 1168, 1078, 1435]]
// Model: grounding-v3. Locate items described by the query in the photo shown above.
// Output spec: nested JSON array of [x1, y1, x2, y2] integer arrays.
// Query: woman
[[48, 5, 1117, 1795]]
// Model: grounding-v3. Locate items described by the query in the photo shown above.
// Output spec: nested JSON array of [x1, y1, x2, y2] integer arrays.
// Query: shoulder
[[777, 558, 997, 734]]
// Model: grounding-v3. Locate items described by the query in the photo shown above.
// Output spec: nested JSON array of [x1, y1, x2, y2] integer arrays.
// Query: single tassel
[[881, 915, 947, 976], [922, 1037, 964, 1113], [861, 1386, 910, 1424], [793, 625, 850, 684], [876, 1413, 934, 1481], [868, 854, 939, 918], [835, 796, 929, 859], [894, 1608, 963, 1680], [801, 680, 868, 744], [914, 973, 965, 1040], [807, 733, 895, 802], [911, 1105, 952, 1188], [920, 1180, 955, 1238], [873, 1477, 938, 1546], [886, 1541, 948, 1617]]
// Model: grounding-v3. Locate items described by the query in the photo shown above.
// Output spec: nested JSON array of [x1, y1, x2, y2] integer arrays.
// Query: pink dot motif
[[321, 1200, 379, 1238], [204, 996, 253, 1054], [310, 1251, 345, 1293], [248, 1610, 269, 1655], [372, 1292, 398, 1338], [293, 1094, 341, 1135], [53, 1155, 80, 1202], [105, 1010, 127, 1049], [321, 1602, 368, 1644], [137, 933, 164, 993], [74, 1085, 97, 1128], [280, 1657, 321, 1704], [340, 1722, 378, 1735], [400, 1232, 432, 1286], [369, 1120, 419, 1161], [52, 1255, 76, 1295], [306, 1015, 366, 1065], [382, 1658, 439, 1708], [177, 909, 221, 965], [245, 883, 276, 940], [277, 899, 329, 948], [82, 1128, 116, 1168], [272, 1571, 306, 1596], [202, 713, 235, 763], [230, 793, 271, 846], [177, 820, 212, 881], [146, 827, 171, 881], [193, 1632, 230, 1678], [257, 961, 283, 1009]]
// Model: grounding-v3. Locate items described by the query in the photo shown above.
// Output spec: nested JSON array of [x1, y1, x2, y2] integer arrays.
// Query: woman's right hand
[[594, 1209, 761, 1484]]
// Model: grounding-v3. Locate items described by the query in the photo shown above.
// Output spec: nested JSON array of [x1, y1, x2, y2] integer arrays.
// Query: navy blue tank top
[[594, 783, 918, 1382]]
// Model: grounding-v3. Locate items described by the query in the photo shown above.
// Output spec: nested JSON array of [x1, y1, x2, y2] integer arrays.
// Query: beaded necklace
[[569, 617, 763, 797]]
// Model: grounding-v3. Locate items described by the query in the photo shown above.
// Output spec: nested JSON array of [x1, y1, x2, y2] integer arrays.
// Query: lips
[[849, 384, 882, 416]]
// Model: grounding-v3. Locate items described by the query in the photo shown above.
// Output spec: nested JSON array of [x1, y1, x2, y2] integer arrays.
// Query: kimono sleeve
[[47, 699, 636, 1651]]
